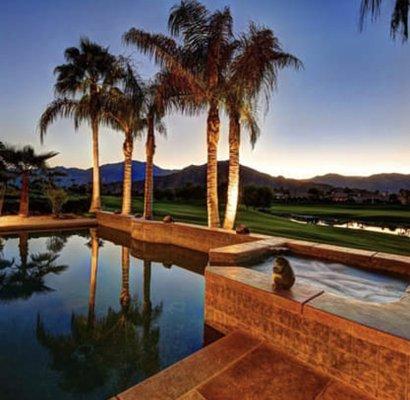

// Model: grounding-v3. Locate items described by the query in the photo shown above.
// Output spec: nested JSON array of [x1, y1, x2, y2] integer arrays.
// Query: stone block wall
[[130, 218, 258, 253], [96, 211, 133, 233], [205, 268, 410, 400]]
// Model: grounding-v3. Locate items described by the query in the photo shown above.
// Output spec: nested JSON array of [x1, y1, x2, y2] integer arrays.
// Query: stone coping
[[206, 266, 410, 351], [0, 215, 97, 233]]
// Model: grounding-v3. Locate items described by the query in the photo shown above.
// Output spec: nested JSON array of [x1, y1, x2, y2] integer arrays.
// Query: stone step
[[115, 331, 261, 400]]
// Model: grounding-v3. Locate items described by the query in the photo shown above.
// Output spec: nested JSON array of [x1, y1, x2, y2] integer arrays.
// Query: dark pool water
[[251, 254, 409, 303], [0, 229, 208, 400]]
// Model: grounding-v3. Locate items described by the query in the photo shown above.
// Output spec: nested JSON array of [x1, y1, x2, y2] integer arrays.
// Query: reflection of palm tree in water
[[36, 234, 162, 395], [88, 228, 100, 326], [0, 232, 68, 301], [141, 260, 161, 378]]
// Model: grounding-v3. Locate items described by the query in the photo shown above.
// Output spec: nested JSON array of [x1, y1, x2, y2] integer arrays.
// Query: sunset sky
[[1, 0, 409, 178]]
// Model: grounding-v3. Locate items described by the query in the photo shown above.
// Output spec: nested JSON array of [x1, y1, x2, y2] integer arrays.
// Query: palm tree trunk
[[89, 119, 101, 212], [122, 130, 134, 215], [19, 171, 29, 217], [223, 113, 241, 230], [143, 115, 155, 220], [0, 184, 5, 216], [120, 246, 130, 309], [206, 102, 220, 228], [88, 228, 99, 327]]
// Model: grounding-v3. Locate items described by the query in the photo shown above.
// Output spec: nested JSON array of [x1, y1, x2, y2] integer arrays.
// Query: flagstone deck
[[114, 330, 373, 400]]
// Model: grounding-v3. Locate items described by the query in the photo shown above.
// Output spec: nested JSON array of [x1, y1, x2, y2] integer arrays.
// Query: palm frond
[[38, 98, 80, 143]]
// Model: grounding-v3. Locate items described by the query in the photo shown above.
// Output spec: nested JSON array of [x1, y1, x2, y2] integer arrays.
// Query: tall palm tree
[[101, 64, 145, 215], [360, 0, 409, 40], [142, 82, 166, 220], [0, 144, 57, 217], [124, 0, 235, 228], [39, 38, 123, 212], [222, 24, 302, 229]]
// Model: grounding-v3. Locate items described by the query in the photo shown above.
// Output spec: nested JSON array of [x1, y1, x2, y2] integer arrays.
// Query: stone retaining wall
[[130, 218, 259, 253]]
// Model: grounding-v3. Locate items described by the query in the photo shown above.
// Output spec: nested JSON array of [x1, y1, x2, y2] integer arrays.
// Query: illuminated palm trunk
[[143, 115, 155, 220], [18, 171, 29, 217], [120, 246, 130, 309], [206, 102, 220, 228], [121, 130, 134, 215], [89, 119, 101, 212], [223, 113, 240, 230], [88, 228, 99, 326]]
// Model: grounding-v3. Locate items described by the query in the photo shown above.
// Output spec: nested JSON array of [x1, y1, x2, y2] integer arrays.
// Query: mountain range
[[52, 160, 410, 193]]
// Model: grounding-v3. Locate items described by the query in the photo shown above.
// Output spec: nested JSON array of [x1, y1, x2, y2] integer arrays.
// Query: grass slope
[[102, 196, 410, 256]]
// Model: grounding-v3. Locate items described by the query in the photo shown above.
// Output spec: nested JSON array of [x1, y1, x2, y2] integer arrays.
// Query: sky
[[0, 0, 409, 179]]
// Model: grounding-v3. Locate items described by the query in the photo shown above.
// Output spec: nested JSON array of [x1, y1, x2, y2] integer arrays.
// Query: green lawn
[[101, 196, 410, 256]]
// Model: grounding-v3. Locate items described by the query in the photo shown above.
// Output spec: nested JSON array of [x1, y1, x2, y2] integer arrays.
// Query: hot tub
[[250, 253, 409, 303]]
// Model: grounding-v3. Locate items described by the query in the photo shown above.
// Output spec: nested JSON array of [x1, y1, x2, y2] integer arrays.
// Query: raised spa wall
[[96, 212, 410, 400]]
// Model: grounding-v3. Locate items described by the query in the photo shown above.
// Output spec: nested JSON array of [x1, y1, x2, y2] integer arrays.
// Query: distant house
[[331, 191, 349, 202], [398, 190, 410, 205]]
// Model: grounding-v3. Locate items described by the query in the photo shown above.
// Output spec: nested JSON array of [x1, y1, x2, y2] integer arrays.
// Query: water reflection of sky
[[0, 230, 206, 400]]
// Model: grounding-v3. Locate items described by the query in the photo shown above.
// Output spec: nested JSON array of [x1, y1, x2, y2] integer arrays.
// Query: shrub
[[46, 187, 68, 217]]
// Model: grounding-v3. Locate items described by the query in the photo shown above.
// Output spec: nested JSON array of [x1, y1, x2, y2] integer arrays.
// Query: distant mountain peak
[[52, 160, 409, 193]]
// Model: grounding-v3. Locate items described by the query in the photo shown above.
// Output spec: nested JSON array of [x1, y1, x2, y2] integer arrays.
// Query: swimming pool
[[250, 253, 409, 303], [0, 228, 209, 400]]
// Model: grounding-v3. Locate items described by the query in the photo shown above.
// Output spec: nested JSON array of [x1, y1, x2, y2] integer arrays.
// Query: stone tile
[[377, 370, 407, 400], [328, 349, 353, 380], [117, 331, 261, 400], [317, 381, 374, 400], [351, 337, 379, 365], [350, 358, 378, 397], [329, 327, 352, 353], [197, 345, 329, 400]]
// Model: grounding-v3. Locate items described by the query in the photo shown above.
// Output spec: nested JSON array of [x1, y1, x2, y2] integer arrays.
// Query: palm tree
[[142, 82, 166, 220], [222, 24, 302, 229], [0, 144, 57, 217], [101, 64, 145, 215], [39, 38, 123, 212], [124, 0, 235, 228], [360, 0, 409, 41]]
